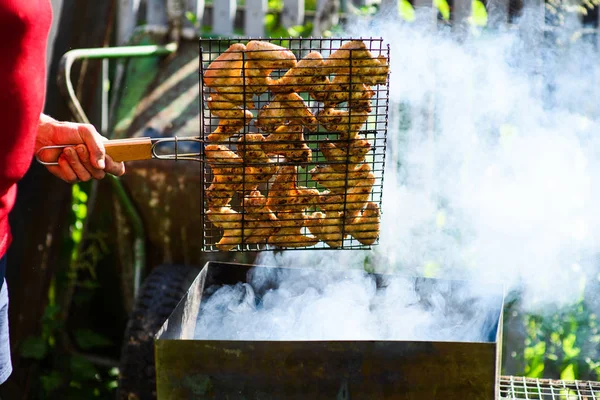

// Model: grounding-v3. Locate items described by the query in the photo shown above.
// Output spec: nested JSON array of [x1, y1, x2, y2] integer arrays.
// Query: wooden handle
[[105, 137, 153, 162]]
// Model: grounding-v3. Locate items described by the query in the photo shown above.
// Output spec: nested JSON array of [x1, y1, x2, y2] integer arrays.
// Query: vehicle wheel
[[117, 264, 200, 400]]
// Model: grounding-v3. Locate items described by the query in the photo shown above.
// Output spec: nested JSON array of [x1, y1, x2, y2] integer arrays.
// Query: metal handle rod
[[58, 43, 178, 125], [35, 136, 202, 165]]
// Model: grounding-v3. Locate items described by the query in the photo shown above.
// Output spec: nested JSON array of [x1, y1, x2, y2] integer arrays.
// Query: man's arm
[[35, 114, 125, 183]]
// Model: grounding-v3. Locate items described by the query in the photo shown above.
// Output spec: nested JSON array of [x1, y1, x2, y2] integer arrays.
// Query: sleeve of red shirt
[[0, 0, 53, 257]]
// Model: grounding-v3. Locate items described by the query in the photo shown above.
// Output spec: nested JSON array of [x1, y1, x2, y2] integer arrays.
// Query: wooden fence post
[[452, 0, 471, 31], [282, 0, 305, 28], [245, 0, 267, 37], [118, 0, 142, 45], [213, 0, 236, 36], [486, 0, 510, 28], [147, 0, 168, 25]]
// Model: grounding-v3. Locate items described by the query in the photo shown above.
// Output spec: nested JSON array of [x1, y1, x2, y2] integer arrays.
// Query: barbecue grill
[[499, 376, 600, 399], [155, 261, 505, 399]]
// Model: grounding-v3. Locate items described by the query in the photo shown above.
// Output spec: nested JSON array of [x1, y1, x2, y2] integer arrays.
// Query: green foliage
[[21, 183, 117, 399], [74, 329, 112, 350], [470, 0, 488, 27], [21, 336, 48, 360], [434, 0, 450, 21], [398, 0, 416, 22]]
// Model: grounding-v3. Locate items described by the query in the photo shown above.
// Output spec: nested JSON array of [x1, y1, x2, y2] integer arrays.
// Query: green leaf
[[561, 363, 576, 380], [20, 336, 48, 360], [73, 329, 112, 350], [70, 355, 99, 381], [471, 0, 488, 26], [562, 333, 581, 359], [398, 0, 416, 22], [434, 0, 450, 20], [185, 11, 197, 25], [264, 13, 276, 31], [268, 0, 283, 10], [40, 371, 62, 393]]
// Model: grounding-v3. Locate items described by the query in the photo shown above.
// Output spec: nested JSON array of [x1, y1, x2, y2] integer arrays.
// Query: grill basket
[[200, 38, 390, 252], [499, 376, 600, 399]]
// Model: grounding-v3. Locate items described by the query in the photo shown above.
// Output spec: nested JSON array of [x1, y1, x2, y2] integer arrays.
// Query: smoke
[[195, 252, 503, 342], [359, 13, 600, 311], [196, 10, 600, 341]]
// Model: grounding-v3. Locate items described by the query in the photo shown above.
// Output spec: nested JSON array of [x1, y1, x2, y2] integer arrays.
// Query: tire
[[117, 264, 200, 400]]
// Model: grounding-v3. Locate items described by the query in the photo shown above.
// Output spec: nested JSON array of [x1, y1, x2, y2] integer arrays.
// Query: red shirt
[[0, 0, 53, 258]]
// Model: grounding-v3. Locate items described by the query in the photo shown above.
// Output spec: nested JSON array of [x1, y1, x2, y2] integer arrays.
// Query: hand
[[35, 114, 125, 183]]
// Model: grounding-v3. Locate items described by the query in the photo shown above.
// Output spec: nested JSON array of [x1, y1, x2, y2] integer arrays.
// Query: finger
[[75, 145, 105, 180], [57, 151, 79, 184], [64, 147, 92, 182], [77, 124, 106, 170], [104, 155, 126, 177]]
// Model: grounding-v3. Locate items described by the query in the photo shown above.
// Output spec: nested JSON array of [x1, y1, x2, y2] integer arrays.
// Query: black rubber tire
[[117, 264, 200, 400]]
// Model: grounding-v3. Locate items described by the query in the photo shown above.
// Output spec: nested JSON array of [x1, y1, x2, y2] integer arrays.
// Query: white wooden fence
[[119, 0, 600, 45]]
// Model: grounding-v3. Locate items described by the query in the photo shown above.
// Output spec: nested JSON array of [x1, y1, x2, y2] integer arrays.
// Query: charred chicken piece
[[269, 211, 318, 248], [242, 191, 281, 244], [345, 202, 380, 245], [310, 163, 373, 194], [256, 92, 318, 133], [319, 139, 371, 171], [236, 134, 278, 188], [323, 41, 389, 86], [263, 124, 312, 163], [205, 145, 244, 206], [204, 43, 253, 106], [206, 94, 253, 142], [317, 172, 374, 214], [317, 108, 369, 140], [269, 52, 331, 97], [306, 211, 345, 248], [266, 166, 319, 213], [322, 73, 374, 112], [206, 207, 243, 251], [244, 40, 297, 95]]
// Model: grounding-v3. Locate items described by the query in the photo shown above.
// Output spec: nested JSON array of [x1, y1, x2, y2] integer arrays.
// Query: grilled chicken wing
[[207, 94, 253, 142], [236, 134, 278, 188], [317, 175, 374, 213], [204, 43, 253, 106], [310, 163, 373, 194], [270, 52, 331, 97], [244, 41, 297, 95], [266, 166, 319, 212], [345, 202, 380, 245], [319, 139, 371, 171], [263, 124, 312, 163], [317, 108, 369, 140], [242, 191, 281, 244], [206, 207, 243, 251], [306, 211, 345, 248], [324, 41, 389, 86], [322, 73, 374, 112], [256, 92, 318, 133], [269, 211, 318, 248], [205, 145, 244, 206]]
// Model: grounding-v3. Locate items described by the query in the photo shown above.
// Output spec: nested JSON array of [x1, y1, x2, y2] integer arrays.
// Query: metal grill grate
[[500, 376, 600, 399], [200, 37, 390, 252]]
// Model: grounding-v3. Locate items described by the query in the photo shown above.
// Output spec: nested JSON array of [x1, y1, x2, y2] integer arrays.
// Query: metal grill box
[[155, 261, 504, 399]]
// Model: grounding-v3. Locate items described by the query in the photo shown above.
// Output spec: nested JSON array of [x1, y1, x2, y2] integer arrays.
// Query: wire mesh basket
[[500, 376, 600, 399], [200, 37, 390, 252]]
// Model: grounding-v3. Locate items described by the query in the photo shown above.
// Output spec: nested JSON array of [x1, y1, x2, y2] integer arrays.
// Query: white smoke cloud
[[196, 10, 600, 341]]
